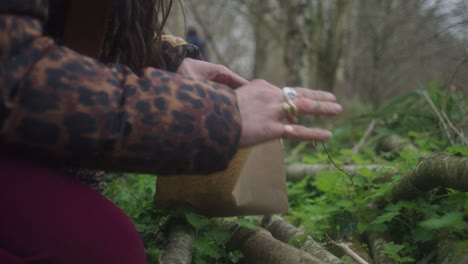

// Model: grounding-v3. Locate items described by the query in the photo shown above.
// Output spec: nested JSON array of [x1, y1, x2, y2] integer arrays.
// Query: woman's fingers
[[236, 81, 342, 147], [294, 88, 337, 102], [295, 98, 343, 116], [211, 66, 249, 89], [282, 125, 333, 142]]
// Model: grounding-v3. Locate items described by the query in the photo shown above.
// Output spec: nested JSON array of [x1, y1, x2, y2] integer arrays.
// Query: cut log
[[225, 221, 324, 264], [287, 164, 399, 182], [376, 135, 417, 154], [260, 215, 344, 264], [391, 154, 468, 202], [159, 225, 195, 264], [367, 232, 396, 264]]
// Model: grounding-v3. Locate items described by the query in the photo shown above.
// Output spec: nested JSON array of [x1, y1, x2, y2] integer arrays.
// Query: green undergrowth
[[104, 83, 467, 263]]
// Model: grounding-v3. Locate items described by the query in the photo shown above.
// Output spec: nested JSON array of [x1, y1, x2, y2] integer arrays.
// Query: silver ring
[[282, 87, 297, 101]]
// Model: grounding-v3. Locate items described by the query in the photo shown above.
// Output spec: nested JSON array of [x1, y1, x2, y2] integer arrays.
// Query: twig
[[441, 111, 468, 145], [448, 57, 468, 89], [352, 119, 377, 153], [321, 143, 354, 186], [325, 234, 369, 264], [419, 91, 455, 145]]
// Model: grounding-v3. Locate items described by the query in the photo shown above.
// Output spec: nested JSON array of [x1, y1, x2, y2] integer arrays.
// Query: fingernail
[[333, 104, 343, 112]]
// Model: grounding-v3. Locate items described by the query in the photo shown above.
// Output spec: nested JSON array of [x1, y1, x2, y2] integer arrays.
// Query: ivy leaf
[[185, 212, 210, 232]]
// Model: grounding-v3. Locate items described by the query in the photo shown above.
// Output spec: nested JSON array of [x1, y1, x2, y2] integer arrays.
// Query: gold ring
[[282, 102, 293, 116], [286, 99, 298, 117], [282, 101, 299, 124]]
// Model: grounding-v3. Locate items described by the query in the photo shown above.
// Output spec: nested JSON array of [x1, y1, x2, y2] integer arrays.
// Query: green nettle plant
[[104, 83, 467, 263]]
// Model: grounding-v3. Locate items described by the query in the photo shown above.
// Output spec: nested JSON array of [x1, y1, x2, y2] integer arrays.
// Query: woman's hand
[[177, 58, 248, 89], [236, 80, 342, 147]]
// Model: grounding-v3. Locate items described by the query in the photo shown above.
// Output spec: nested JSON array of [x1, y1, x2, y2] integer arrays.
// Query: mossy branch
[[225, 221, 324, 264], [159, 225, 195, 264], [261, 215, 344, 264], [391, 154, 468, 202]]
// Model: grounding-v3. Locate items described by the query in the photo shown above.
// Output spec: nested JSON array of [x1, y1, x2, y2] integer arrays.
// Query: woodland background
[[104, 0, 467, 263], [166, 0, 467, 109]]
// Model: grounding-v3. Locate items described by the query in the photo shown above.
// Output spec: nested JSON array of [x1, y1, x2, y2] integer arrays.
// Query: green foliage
[[104, 174, 245, 264], [102, 83, 466, 263], [288, 234, 308, 248], [285, 84, 467, 261], [382, 242, 415, 263]]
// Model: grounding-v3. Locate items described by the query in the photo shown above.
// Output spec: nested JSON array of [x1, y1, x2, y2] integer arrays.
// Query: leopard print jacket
[[0, 1, 242, 185]]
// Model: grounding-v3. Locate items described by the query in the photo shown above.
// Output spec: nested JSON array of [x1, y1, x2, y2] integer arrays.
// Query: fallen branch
[[352, 119, 377, 154], [391, 154, 468, 202], [225, 221, 324, 264], [436, 232, 459, 264], [441, 111, 468, 145], [261, 215, 344, 264], [454, 253, 468, 264], [286, 164, 399, 182], [159, 225, 195, 264], [326, 238, 369, 264]]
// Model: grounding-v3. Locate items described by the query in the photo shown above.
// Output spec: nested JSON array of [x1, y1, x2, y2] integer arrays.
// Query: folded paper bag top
[[154, 140, 288, 217]]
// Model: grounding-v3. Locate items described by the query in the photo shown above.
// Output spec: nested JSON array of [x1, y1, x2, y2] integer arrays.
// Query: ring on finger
[[282, 87, 298, 101], [282, 100, 299, 124]]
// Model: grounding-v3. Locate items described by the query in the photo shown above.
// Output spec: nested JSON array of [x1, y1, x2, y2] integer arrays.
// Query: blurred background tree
[[166, 0, 467, 110]]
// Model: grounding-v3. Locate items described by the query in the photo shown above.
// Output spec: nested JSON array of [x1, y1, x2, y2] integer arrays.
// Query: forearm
[[0, 15, 241, 175]]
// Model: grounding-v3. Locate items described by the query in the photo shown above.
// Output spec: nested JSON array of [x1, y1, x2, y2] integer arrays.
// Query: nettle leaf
[[237, 218, 258, 231], [205, 228, 231, 244], [194, 237, 222, 260], [357, 221, 369, 233], [382, 242, 415, 263], [411, 227, 434, 242], [371, 210, 400, 225], [420, 212, 468, 230], [382, 242, 405, 256], [185, 212, 211, 232], [315, 171, 344, 193]]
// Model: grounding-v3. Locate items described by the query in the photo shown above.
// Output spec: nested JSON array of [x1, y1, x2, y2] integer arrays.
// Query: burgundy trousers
[[0, 154, 146, 264]]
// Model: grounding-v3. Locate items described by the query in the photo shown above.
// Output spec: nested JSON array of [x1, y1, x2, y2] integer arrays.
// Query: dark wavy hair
[[100, 0, 174, 72], [46, 0, 173, 73]]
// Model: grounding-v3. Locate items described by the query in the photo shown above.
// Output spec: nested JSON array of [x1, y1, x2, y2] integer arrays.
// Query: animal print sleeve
[[0, 15, 241, 175]]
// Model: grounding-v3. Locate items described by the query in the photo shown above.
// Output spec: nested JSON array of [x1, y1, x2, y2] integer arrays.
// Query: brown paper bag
[[154, 140, 288, 217]]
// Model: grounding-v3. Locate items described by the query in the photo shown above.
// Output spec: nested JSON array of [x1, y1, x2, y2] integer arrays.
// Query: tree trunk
[[391, 154, 468, 202], [160, 225, 195, 264], [279, 0, 306, 86], [225, 221, 324, 264], [261, 215, 344, 264]]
